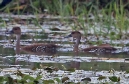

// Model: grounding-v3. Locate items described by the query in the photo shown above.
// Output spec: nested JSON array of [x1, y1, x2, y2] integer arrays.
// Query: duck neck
[[73, 39, 80, 56], [16, 34, 21, 55]]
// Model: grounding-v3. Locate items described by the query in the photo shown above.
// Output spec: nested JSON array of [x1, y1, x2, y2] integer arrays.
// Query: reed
[[1, 0, 129, 41], [29, 0, 41, 13], [113, 0, 129, 40]]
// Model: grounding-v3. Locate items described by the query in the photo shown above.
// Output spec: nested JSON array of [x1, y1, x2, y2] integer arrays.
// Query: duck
[[65, 31, 117, 56], [6, 27, 58, 56]]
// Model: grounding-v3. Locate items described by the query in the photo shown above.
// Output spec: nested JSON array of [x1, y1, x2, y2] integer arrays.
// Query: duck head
[[7, 27, 21, 35], [65, 31, 81, 44]]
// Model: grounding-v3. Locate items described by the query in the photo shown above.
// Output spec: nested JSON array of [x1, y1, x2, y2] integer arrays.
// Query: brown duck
[[7, 27, 58, 55], [66, 31, 117, 56]]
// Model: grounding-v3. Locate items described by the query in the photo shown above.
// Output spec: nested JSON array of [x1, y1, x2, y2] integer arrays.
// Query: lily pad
[[109, 76, 120, 82]]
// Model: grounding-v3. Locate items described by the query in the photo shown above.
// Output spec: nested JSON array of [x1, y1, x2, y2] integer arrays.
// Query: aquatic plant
[[109, 76, 120, 82]]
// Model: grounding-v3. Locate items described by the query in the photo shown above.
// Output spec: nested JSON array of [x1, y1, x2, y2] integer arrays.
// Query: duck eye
[[71, 32, 75, 34], [14, 28, 17, 30]]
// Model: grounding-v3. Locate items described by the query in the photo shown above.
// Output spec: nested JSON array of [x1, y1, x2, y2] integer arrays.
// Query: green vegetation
[[0, 70, 123, 84], [0, 1, 129, 84], [1, 0, 129, 42]]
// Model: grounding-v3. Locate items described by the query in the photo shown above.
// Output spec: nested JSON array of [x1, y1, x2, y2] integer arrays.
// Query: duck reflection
[[67, 61, 80, 70]]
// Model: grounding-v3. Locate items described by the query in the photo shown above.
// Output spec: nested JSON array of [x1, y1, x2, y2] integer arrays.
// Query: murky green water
[[0, 15, 129, 72], [0, 37, 129, 71]]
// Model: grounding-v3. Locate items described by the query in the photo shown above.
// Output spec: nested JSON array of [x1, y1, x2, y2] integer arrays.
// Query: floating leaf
[[67, 68, 75, 72], [32, 67, 37, 70], [44, 67, 53, 70], [65, 82, 75, 84], [54, 78, 61, 83], [81, 77, 91, 82], [33, 80, 39, 84], [0, 76, 4, 82], [50, 28, 60, 31], [13, 79, 18, 83], [62, 77, 69, 83], [18, 79, 27, 83], [97, 76, 106, 80], [76, 82, 81, 84], [0, 74, 13, 84], [109, 76, 120, 82], [35, 75, 42, 80], [23, 75, 35, 81], [43, 80, 55, 84], [125, 43, 129, 46], [126, 70, 129, 73], [16, 70, 24, 77], [6, 76, 14, 84], [44, 67, 54, 73]]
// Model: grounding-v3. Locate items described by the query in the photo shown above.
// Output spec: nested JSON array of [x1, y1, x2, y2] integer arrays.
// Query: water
[[0, 23, 129, 71], [0, 14, 129, 83]]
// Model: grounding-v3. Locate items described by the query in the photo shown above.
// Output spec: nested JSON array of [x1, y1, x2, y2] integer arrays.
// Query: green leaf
[[54, 78, 61, 83], [17, 79, 27, 83], [44, 67, 54, 73], [0, 76, 4, 81], [109, 76, 120, 82], [7, 77, 14, 84], [43, 80, 55, 84], [35, 75, 42, 80], [81, 77, 91, 83], [67, 68, 75, 72], [97, 76, 106, 80], [23, 75, 34, 81], [126, 70, 129, 73], [16, 70, 24, 77]]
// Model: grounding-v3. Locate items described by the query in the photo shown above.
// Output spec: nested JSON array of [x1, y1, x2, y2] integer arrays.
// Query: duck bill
[[6, 30, 14, 34], [64, 34, 72, 38]]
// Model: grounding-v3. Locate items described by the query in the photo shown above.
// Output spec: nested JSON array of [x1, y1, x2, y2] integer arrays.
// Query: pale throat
[[15, 34, 21, 55], [73, 38, 80, 50], [73, 38, 80, 45], [16, 35, 21, 41], [16, 35, 21, 46], [73, 38, 80, 56]]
